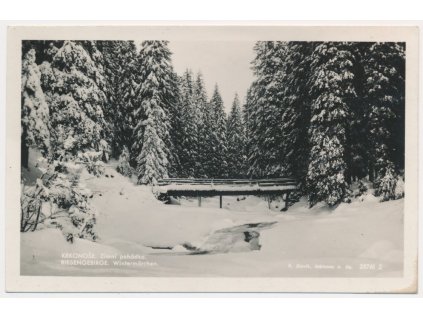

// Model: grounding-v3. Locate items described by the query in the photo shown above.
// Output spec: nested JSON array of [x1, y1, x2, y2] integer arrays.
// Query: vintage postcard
[[5, 24, 419, 292]]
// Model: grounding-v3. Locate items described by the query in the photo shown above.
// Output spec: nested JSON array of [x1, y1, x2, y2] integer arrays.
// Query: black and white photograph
[[5, 25, 419, 292]]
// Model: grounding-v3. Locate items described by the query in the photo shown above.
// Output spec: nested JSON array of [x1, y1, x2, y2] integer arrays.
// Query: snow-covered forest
[[20, 40, 406, 277]]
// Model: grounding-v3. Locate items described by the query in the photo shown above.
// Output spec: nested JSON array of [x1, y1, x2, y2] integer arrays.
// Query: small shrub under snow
[[76, 151, 105, 177], [21, 161, 98, 243], [116, 146, 133, 177], [376, 165, 398, 202]]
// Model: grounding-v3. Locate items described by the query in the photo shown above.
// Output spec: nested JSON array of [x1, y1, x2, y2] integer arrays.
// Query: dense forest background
[[21, 40, 405, 211]]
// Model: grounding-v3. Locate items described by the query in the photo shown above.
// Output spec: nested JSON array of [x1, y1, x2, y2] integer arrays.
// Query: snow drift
[[21, 163, 404, 277]]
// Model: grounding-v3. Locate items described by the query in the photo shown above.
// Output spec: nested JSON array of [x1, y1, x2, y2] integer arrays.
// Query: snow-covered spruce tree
[[208, 85, 228, 178], [248, 41, 286, 178], [193, 72, 213, 177], [280, 42, 314, 186], [97, 41, 138, 158], [247, 42, 268, 178], [39, 41, 109, 172], [78, 41, 112, 160], [166, 71, 184, 178], [178, 69, 199, 177], [96, 41, 118, 98], [227, 93, 246, 178], [132, 41, 176, 185], [243, 84, 256, 176], [389, 44, 406, 175], [306, 42, 356, 207], [21, 49, 51, 168], [344, 43, 371, 183], [363, 42, 405, 198], [245, 82, 266, 178]]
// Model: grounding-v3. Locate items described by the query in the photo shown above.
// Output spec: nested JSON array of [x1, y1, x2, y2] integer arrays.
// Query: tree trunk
[[368, 163, 374, 183], [32, 202, 41, 231], [21, 131, 29, 169]]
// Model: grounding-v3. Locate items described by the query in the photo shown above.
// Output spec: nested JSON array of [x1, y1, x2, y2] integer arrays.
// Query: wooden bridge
[[156, 177, 298, 211]]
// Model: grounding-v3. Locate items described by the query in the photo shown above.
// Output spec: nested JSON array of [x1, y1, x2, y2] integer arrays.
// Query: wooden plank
[[159, 177, 296, 183], [258, 182, 297, 186], [158, 180, 297, 187], [164, 188, 297, 197]]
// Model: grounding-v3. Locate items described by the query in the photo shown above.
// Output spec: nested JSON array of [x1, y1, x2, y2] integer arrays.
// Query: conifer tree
[[193, 72, 212, 177], [97, 41, 138, 158], [165, 71, 184, 177], [78, 41, 111, 159], [248, 41, 286, 178], [21, 49, 51, 168], [364, 42, 405, 196], [280, 42, 314, 185], [243, 84, 257, 176], [208, 85, 228, 178], [132, 41, 175, 185], [39, 41, 109, 163], [344, 43, 370, 183], [306, 42, 356, 207], [178, 70, 199, 177], [227, 93, 246, 178]]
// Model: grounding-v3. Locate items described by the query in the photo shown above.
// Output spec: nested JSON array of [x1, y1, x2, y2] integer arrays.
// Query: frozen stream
[[193, 221, 277, 254], [150, 221, 277, 255]]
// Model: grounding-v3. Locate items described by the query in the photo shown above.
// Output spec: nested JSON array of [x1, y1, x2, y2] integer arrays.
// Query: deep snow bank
[[84, 166, 276, 249], [260, 196, 403, 266], [21, 161, 404, 277]]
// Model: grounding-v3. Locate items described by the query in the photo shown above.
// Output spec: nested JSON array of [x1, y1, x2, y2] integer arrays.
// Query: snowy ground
[[21, 159, 404, 277]]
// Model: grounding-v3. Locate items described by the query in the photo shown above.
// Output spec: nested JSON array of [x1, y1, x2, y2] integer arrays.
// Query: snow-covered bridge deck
[[156, 178, 298, 211]]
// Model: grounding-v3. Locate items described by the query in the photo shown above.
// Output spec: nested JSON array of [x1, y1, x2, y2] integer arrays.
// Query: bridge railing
[[157, 177, 297, 186]]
